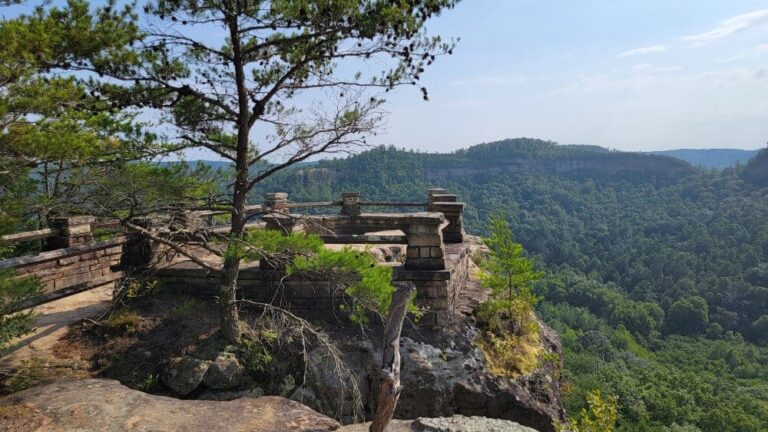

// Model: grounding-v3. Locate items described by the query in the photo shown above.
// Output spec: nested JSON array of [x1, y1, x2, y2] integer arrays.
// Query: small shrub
[[104, 310, 142, 335], [4, 357, 46, 393], [138, 373, 159, 392], [239, 334, 276, 373], [0, 269, 41, 353], [122, 280, 159, 300], [478, 322, 541, 378], [171, 298, 199, 318]]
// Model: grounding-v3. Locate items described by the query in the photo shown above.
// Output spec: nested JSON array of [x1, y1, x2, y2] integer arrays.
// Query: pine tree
[[479, 213, 542, 334]]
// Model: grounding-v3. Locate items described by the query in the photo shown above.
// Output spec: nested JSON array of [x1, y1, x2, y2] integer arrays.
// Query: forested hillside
[[245, 138, 768, 431], [649, 149, 759, 169]]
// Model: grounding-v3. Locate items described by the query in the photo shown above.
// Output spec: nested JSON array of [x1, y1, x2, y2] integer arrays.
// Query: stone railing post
[[264, 192, 289, 213], [405, 216, 446, 270], [341, 192, 362, 217], [262, 213, 296, 235], [430, 202, 465, 243], [47, 215, 96, 249], [427, 190, 465, 244], [169, 205, 204, 234], [427, 188, 447, 209]]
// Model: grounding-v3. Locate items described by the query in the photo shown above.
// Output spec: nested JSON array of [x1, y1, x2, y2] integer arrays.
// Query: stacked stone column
[[262, 192, 296, 234], [427, 189, 465, 243], [47, 216, 96, 249], [404, 216, 446, 271], [340, 192, 362, 217], [263, 192, 289, 213]]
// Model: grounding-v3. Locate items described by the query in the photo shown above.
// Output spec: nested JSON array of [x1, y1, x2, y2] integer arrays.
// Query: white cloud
[[617, 44, 669, 58], [682, 9, 768, 42], [693, 67, 768, 86], [551, 74, 660, 95], [629, 63, 682, 74], [757, 44, 768, 54], [552, 66, 766, 95], [449, 76, 526, 86]]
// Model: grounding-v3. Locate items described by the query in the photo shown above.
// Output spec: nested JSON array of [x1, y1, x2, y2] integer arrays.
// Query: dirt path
[[0, 286, 112, 373]]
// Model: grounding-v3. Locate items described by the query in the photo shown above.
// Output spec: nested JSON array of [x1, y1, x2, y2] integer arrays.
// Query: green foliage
[[0, 269, 41, 353], [236, 230, 412, 325], [473, 215, 543, 377], [561, 389, 619, 432], [137, 373, 159, 392], [121, 279, 159, 300], [239, 333, 276, 374], [741, 147, 768, 187], [1, 0, 161, 225], [666, 296, 709, 336], [234, 230, 323, 261], [290, 246, 403, 324], [171, 298, 199, 319], [104, 309, 142, 335], [478, 213, 542, 335], [86, 162, 220, 220], [3, 357, 46, 393]]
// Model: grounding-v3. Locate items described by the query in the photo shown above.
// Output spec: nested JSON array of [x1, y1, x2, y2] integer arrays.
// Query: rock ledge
[[1, 378, 339, 431]]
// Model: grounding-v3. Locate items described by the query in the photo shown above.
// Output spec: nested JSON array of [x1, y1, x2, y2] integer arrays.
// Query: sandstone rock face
[[203, 352, 245, 389], [161, 356, 211, 395], [395, 335, 563, 432], [1, 378, 340, 432], [303, 325, 564, 432]]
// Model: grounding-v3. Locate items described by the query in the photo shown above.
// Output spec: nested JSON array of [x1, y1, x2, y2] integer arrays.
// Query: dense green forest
[[243, 139, 768, 431], [649, 149, 759, 169]]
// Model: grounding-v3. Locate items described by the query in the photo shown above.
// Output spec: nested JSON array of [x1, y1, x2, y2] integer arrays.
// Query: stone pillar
[[169, 206, 203, 233], [47, 216, 96, 248], [262, 213, 296, 235], [405, 217, 446, 270], [428, 193, 457, 209], [427, 188, 447, 209], [264, 192, 289, 213], [340, 192, 362, 217], [430, 202, 465, 243]]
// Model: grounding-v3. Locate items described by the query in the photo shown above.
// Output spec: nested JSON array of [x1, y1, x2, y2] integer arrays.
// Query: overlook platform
[[0, 189, 471, 327]]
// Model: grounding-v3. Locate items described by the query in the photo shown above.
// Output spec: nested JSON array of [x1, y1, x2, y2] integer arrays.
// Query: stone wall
[[395, 242, 471, 327], [0, 237, 126, 306], [155, 241, 473, 327]]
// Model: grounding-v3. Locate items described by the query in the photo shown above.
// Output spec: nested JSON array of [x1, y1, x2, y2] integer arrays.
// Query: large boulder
[[203, 352, 245, 389], [0, 378, 340, 431], [302, 340, 378, 423], [416, 416, 539, 432], [161, 356, 211, 396]]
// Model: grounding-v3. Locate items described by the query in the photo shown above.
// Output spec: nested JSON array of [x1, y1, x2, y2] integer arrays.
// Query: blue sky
[[4, 0, 768, 154], [377, 0, 768, 152]]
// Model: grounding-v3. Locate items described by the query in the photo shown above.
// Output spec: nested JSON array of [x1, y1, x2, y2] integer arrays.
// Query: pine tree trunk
[[370, 282, 415, 432], [219, 253, 242, 343]]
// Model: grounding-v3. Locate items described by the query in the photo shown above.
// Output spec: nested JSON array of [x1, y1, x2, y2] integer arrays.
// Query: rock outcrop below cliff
[[296, 321, 564, 432]]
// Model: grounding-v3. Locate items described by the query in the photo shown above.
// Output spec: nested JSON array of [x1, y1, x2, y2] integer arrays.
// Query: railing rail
[[0, 228, 59, 244], [0, 191, 456, 245]]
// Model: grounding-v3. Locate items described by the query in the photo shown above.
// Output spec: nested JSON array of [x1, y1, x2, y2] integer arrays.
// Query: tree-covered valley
[[243, 138, 768, 431]]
